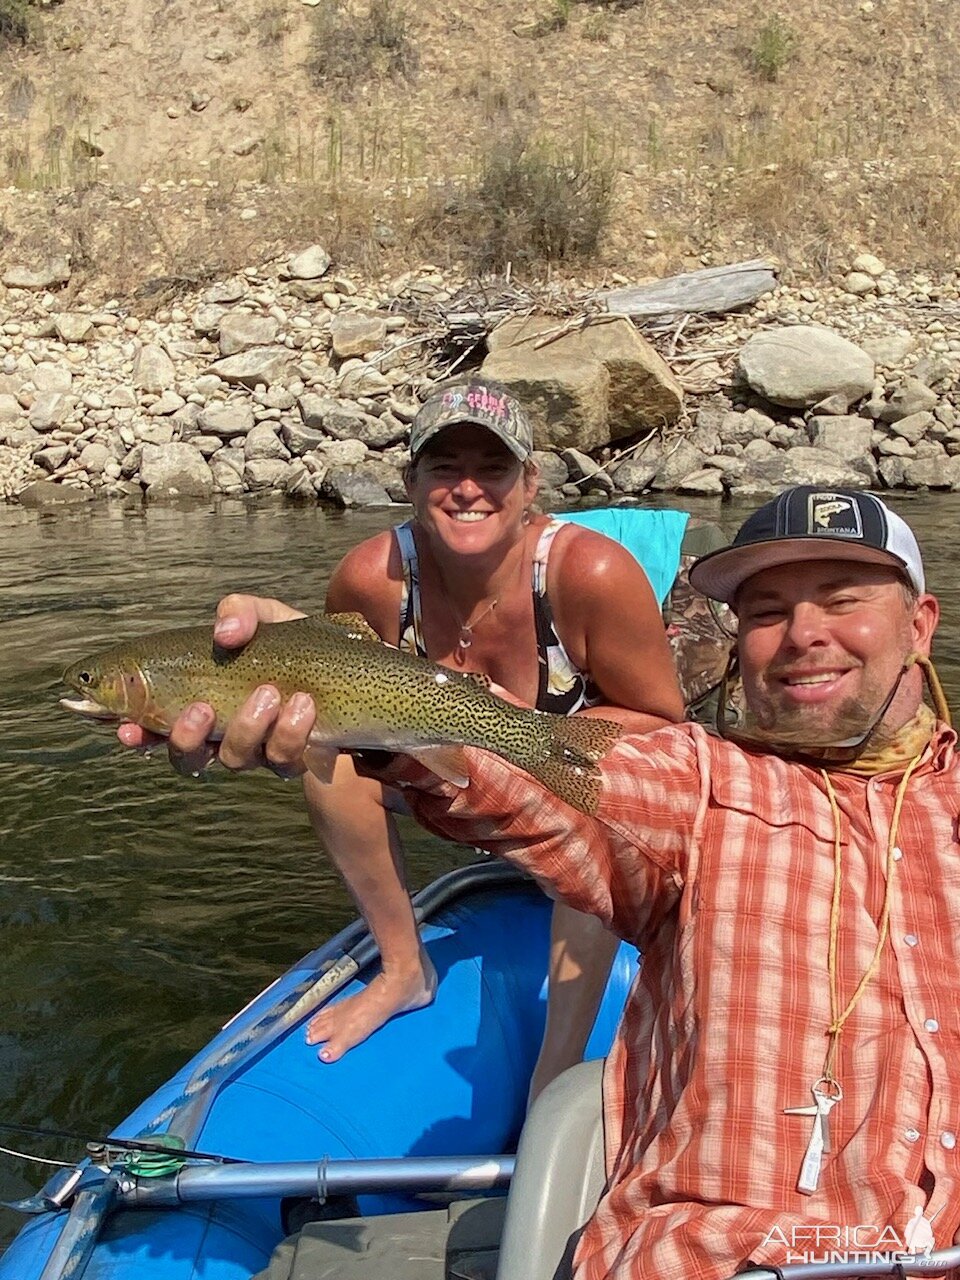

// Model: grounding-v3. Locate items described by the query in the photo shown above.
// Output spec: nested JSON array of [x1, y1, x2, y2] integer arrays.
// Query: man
[[139, 485, 957, 1280], [347, 485, 956, 1280]]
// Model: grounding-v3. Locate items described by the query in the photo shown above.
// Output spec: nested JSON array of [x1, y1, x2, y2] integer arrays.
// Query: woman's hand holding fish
[[117, 593, 312, 779]]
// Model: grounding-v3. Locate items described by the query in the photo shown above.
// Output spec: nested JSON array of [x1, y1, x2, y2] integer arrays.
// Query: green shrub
[[0, 0, 40, 45], [450, 130, 616, 272], [749, 13, 797, 82], [527, 0, 569, 36], [581, 9, 611, 41], [308, 0, 417, 93]]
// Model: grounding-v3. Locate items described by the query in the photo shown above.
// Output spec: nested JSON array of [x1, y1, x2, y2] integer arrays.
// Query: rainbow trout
[[61, 614, 621, 814]]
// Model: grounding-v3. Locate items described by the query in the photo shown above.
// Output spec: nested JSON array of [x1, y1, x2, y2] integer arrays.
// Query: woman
[[121, 380, 684, 1092]]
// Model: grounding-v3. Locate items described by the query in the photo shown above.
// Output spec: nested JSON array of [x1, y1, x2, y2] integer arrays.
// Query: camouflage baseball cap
[[409, 380, 534, 462]]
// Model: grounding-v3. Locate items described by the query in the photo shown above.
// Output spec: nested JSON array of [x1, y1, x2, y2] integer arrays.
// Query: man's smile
[[774, 667, 858, 704]]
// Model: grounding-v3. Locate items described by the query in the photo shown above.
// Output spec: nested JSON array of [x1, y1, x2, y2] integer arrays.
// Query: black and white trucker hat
[[688, 486, 925, 605]]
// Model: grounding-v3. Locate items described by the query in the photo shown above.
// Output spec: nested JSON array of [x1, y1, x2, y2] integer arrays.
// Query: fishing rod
[[0, 1121, 241, 1165]]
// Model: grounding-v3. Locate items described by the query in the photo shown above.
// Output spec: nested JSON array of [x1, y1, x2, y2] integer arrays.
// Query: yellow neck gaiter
[[718, 653, 951, 777], [831, 703, 936, 776]]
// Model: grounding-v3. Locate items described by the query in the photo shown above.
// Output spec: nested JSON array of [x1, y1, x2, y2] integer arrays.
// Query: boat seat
[[251, 1060, 604, 1280], [495, 1058, 605, 1280], [251, 1194, 506, 1280]]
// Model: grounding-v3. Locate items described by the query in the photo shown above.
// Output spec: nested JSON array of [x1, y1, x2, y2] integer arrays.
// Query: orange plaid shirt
[[378, 722, 960, 1280]]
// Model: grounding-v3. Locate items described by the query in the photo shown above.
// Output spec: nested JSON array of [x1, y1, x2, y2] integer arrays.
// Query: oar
[[0, 1125, 238, 1215], [115, 1153, 516, 1206]]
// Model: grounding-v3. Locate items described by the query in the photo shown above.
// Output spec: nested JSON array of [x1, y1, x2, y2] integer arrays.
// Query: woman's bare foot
[[305, 951, 437, 1062]]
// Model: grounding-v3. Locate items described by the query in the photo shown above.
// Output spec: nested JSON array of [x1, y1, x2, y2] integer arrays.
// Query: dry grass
[[2, 0, 960, 286], [307, 0, 418, 94], [412, 128, 618, 273]]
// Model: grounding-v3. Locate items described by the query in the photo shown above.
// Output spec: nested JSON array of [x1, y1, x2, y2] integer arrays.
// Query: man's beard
[[743, 671, 901, 750]]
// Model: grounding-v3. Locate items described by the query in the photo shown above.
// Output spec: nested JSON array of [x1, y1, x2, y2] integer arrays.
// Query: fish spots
[[61, 617, 620, 814]]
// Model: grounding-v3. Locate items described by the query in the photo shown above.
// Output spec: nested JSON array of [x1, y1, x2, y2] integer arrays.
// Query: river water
[[0, 492, 957, 1241]]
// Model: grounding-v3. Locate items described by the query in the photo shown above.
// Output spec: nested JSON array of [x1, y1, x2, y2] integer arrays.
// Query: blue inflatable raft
[[0, 863, 638, 1280]]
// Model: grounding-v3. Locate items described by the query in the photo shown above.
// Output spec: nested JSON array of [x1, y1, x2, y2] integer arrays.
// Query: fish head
[[60, 650, 151, 723]]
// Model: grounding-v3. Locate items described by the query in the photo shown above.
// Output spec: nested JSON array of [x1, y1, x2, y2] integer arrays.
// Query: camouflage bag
[[663, 518, 738, 723]]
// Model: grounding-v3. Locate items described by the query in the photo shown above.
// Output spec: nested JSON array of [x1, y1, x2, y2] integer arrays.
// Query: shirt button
[[942, 1132, 957, 1150], [892, 846, 904, 861], [873, 780, 883, 792], [905, 1128, 921, 1142], [925, 1018, 940, 1033], [904, 934, 919, 947]]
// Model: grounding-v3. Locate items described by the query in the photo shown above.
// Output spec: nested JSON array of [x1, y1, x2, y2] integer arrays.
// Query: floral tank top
[[394, 519, 602, 715]]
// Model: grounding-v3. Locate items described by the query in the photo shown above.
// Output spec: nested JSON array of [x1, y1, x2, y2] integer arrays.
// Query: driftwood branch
[[601, 260, 777, 322]]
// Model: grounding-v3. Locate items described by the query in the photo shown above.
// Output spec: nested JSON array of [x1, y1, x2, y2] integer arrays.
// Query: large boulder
[[283, 245, 332, 280], [133, 343, 177, 393], [53, 314, 93, 344], [208, 348, 292, 388], [244, 458, 295, 491], [731, 446, 875, 495], [320, 467, 392, 507], [32, 364, 73, 393], [338, 361, 392, 398], [879, 377, 938, 423], [806, 415, 875, 462], [298, 395, 405, 448], [479, 344, 609, 451], [140, 443, 214, 497], [78, 442, 112, 475], [29, 392, 71, 432], [244, 424, 289, 461], [0, 394, 23, 423], [2, 257, 71, 290], [197, 402, 256, 436], [483, 315, 682, 450], [18, 479, 92, 507], [902, 455, 960, 490], [738, 326, 874, 409], [218, 313, 280, 357], [330, 314, 388, 360]]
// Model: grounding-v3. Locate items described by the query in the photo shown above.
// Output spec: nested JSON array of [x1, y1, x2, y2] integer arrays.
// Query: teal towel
[[552, 508, 690, 605]]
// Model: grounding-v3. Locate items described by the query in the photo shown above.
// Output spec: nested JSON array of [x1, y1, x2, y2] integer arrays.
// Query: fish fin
[[462, 671, 492, 690], [551, 716, 622, 765], [406, 745, 470, 789], [530, 716, 622, 816], [322, 612, 383, 644], [303, 741, 340, 783]]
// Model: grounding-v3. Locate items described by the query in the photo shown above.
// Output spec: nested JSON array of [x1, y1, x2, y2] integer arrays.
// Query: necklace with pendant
[[438, 542, 528, 666], [446, 595, 500, 665], [783, 752, 924, 1196]]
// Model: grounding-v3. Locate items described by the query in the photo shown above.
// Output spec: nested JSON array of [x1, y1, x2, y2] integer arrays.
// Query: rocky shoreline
[[1, 248, 958, 510]]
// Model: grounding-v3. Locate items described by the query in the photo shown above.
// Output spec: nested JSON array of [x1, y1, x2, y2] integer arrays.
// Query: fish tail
[[530, 716, 622, 816]]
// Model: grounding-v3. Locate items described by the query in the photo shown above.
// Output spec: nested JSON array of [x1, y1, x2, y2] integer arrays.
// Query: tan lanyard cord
[[820, 752, 923, 1082]]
